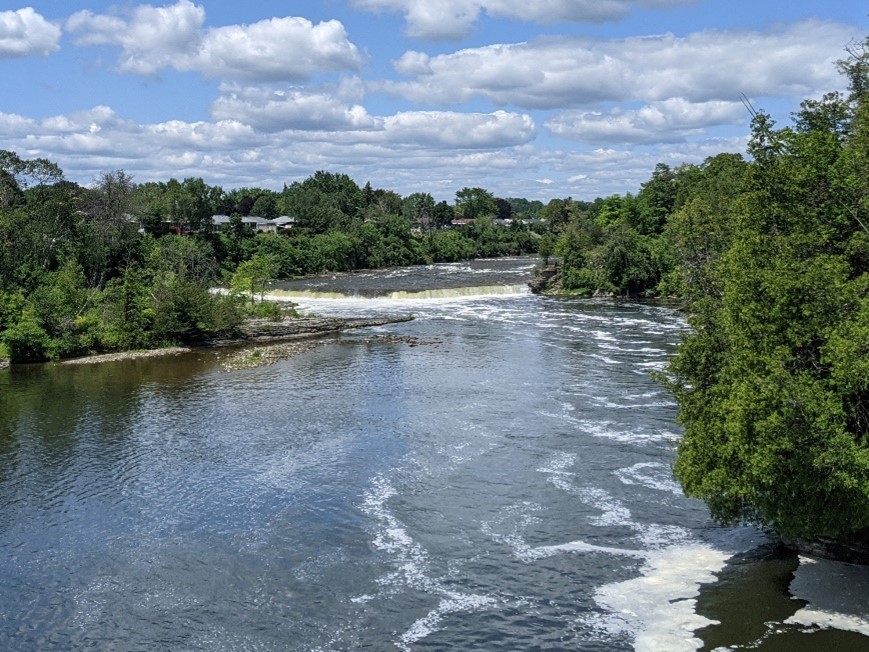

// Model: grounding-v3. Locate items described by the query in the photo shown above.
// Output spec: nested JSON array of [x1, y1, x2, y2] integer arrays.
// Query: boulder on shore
[[528, 265, 560, 294]]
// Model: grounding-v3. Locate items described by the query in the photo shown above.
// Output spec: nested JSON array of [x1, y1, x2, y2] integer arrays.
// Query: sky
[[0, 1, 866, 202]]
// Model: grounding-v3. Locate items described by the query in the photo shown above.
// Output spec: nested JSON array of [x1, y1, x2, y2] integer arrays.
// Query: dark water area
[[1, 257, 868, 650]]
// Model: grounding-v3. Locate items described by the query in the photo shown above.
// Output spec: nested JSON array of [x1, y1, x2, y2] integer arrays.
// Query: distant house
[[211, 214, 298, 234], [211, 214, 233, 231], [246, 216, 276, 233], [272, 216, 297, 230]]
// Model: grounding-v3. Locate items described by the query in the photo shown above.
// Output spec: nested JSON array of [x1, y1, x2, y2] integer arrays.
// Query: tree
[[454, 187, 497, 220], [250, 192, 279, 219], [507, 197, 544, 221], [595, 225, 656, 296], [280, 171, 362, 233], [540, 198, 572, 231], [495, 197, 513, 221], [231, 254, 278, 304], [225, 214, 255, 266], [0, 150, 62, 190], [538, 234, 554, 266], [166, 177, 216, 232], [364, 188, 402, 219], [432, 200, 455, 229], [402, 192, 436, 230], [670, 42, 869, 546], [636, 163, 675, 235], [78, 170, 142, 283]]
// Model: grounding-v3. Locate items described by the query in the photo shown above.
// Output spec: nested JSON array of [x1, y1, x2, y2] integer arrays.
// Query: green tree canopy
[[454, 187, 497, 220], [670, 40, 869, 545]]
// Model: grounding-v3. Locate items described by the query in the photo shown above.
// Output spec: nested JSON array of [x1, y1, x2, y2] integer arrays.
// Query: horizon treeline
[[0, 157, 547, 363]]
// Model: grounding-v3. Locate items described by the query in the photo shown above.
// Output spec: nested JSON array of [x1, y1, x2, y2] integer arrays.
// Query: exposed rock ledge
[[58, 315, 413, 366], [220, 315, 413, 344], [782, 536, 869, 566], [0, 358, 9, 370]]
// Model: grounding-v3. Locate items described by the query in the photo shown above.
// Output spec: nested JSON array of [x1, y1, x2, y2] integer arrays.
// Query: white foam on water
[[784, 556, 869, 637], [588, 396, 677, 410], [635, 360, 669, 371], [529, 538, 648, 561], [621, 390, 668, 400], [537, 451, 577, 475], [529, 451, 737, 651], [265, 285, 530, 318], [568, 418, 679, 445], [616, 462, 683, 495], [639, 523, 695, 550], [588, 353, 623, 365], [388, 284, 529, 300], [539, 412, 659, 444], [590, 329, 619, 342], [539, 455, 577, 493], [398, 593, 499, 651], [360, 474, 499, 649], [598, 343, 669, 356], [591, 544, 731, 652], [577, 487, 636, 528]]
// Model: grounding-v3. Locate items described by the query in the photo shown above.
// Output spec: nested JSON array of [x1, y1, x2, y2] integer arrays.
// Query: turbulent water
[[1, 257, 868, 651]]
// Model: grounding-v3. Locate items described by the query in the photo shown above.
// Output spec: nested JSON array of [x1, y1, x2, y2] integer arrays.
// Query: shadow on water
[[0, 352, 221, 494], [696, 544, 869, 651]]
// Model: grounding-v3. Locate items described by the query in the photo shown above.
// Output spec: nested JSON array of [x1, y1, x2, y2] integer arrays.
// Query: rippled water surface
[[2, 257, 868, 651]]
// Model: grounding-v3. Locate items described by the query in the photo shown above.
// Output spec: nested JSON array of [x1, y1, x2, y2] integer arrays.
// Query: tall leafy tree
[[636, 163, 675, 235], [670, 40, 869, 545], [281, 171, 363, 233], [454, 187, 497, 220]]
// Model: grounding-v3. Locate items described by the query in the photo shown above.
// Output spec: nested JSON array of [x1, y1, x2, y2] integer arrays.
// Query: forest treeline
[[0, 157, 542, 363]]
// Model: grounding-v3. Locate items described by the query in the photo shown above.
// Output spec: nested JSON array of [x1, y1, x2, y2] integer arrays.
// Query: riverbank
[[52, 314, 413, 367]]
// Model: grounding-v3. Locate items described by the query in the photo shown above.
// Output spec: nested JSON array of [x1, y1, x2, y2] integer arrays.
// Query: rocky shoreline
[[51, 314, 413, 367], [782, 536, 869, 566]]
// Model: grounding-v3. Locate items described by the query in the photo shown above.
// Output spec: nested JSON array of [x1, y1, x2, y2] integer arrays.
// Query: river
[[1, 257, 867, 651]]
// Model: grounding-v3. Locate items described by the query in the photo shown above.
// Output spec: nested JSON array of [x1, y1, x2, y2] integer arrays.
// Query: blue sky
[[1, 1, 865, 202]]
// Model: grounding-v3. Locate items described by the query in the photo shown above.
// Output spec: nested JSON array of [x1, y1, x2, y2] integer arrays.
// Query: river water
[[1, 257, 868, 651]]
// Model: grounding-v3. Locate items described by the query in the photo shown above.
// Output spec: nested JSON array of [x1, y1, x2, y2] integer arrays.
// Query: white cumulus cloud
[[0, 7, 61, 58], [546, 98, 746, 144], [67, 1, 362, 80], [382, 110, 535, 148], [211, 85, 376, 132], [383, 20, 856, 108], [353, 0, 694, 40]]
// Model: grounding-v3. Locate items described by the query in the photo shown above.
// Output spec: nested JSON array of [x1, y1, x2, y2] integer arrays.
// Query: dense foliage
[[666, 40, 869, 543], [0, 163, 537, 363], [531, 157, 754, 298], [534, 38, 869, 545]]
